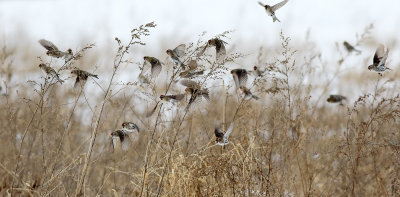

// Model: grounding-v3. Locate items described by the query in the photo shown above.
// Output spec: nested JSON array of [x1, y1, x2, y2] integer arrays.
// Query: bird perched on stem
[[166, 44, 186, 69], [38, 63, 64, 84], [38, 39, 73, 61], [180, 79, 209, 108], [368, 44, 391, 76], [179, 60, 204, 78], [258, 0, 289, 22], [70, 69, 98, 87]]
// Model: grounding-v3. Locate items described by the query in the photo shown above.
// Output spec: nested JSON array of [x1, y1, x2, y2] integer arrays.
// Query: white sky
[[1, 0, 399, 51]]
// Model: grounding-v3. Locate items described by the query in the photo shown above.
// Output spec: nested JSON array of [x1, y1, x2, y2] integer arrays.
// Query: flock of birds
[[36, 0, 392, 151]]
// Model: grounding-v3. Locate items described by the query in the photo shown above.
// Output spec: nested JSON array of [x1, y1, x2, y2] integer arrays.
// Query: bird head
[[166, 49, 173, 56]]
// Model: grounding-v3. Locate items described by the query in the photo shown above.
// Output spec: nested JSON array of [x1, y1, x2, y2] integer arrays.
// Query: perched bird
[[252, 66, 266, 77], [38, 39, 73, 61], [327, 94, 346, 105], [368, 44, 391, 76], [143, 56, 162, 78], [231, 69, 248, 89], [122, 122, 140, 133], [166, 44, 186, 69], [160, 94, 185, 103], [181, 79, 210, 108], [179, 60, 204, 78], [214, 121, 234, 146], [258, 0, 289, 22], [110, 130, 131, 152], [240, 87, 259, 100], [38, 63, 64, 84], [343, 41, 361, 54], [146, 94, 185, 117], [198, 38, 226, 63], [70, 69, 98, 87]]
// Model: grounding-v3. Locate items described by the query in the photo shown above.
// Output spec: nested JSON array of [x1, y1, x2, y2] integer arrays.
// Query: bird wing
[[373, 44, 385, 64], [238, 70, 248, 88], [214, 123, 224, 138], [224, 122, 234, 139], [180, 79, 199, 89], [215, 41, 226, 63], [173, 44, 186, 58], [197, 43, 209, 57], [151, 61, 162, 78], [232, 73, 240, 89], [74, 76, 81, 88], [378, 48, 389, 67], [121, 133, 131, 151], [38, 39, 59, 51], [272, 0, 289, 11]]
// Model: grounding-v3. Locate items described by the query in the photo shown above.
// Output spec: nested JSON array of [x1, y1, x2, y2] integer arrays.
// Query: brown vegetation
[[0, 22, 399, 196]]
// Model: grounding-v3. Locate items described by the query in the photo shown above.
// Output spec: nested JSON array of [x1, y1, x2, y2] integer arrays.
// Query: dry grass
[[0, 22, 399, 197]]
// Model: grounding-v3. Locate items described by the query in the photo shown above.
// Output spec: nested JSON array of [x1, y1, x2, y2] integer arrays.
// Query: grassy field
[[0, 22, 399, 196]]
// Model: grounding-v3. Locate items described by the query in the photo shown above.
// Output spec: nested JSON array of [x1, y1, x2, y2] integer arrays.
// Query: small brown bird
[[166, 44, 186, 69], [38, 39, 73, 61], [70, 69, 98, 87], [110, 130, 131, 152], [160, 94, 185, 103], [38, 63, 64, 84], [181, 79, 210, 108], [240, 87, 259, 100], [122, 122, 140, 132], [258, 0, 289, 22], [197, 38, 226, 63], [143, 56, 162, 78], [214, 121, 234, 146], [231, 69, 248, 89], [327, 94, 346, 105], [343, 41, 361, 54], [368, 44, 391, 76], [179, 60, 204, 78]]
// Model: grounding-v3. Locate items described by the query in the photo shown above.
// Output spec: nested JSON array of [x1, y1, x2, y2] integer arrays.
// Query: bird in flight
[[214, 121, 234, 146], [368, 44, 391, 76], [258, 0, 289, 22]]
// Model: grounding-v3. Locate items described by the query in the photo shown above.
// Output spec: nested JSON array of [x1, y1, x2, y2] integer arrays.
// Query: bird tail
[[272, 15, 280, 22]]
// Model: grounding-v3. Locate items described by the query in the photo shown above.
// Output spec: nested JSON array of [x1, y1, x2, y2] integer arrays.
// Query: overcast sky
[[1, 0, 399, 50]]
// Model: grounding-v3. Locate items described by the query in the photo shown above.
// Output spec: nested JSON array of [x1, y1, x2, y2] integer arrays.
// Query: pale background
[[1, 0, 400, 101]]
